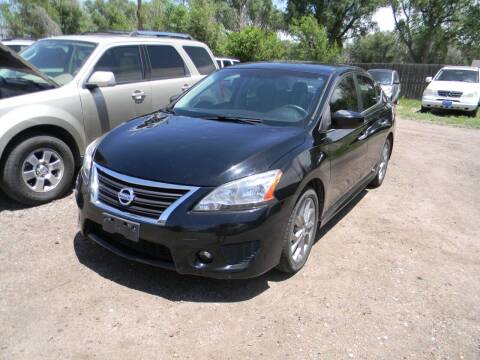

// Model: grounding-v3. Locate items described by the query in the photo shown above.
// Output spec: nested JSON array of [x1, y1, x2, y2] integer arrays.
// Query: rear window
[[146, 45, 187, 79], [183, 46, 216, 75]]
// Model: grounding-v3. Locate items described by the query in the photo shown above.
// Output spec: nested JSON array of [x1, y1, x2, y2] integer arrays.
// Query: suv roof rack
[[80, 30, 193, 40]]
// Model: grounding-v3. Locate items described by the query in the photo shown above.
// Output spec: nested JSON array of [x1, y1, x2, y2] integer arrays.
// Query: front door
[[80, 45, 152, 140], [324, 74, 369, 211]]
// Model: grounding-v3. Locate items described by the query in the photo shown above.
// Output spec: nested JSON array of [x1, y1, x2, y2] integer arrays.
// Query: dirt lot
[[1, 118, 479, 359]]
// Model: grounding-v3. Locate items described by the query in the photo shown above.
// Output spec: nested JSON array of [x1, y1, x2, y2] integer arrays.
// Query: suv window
[[393, 71, 399, 83], [94, 46, 143, 84], [357, 75, 377, 110], [183, 46, 216, 75], [146, 45, 187, 79], [330, 75, 359, 113]]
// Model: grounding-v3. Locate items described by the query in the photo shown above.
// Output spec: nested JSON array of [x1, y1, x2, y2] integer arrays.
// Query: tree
[[346, 31, 405, 63], [390, 0, 471, 63], [50, 0, 84, 35], [84, 0, 136, 31], [286, 0, 385, 46], [289, 15, 340, 62], [224, 26, 284, 61]]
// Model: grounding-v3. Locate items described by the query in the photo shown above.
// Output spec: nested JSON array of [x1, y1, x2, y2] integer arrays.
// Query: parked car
[[0, 31, 217, 205], [76, 63, 395, 279], [368, 69, 401, 103], [1, 39, 34, 53], [421, 66, 480, 116], [215, 57, 240, 68]]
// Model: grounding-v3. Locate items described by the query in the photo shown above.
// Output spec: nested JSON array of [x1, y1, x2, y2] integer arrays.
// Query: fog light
[[197, 250, 213, 264]]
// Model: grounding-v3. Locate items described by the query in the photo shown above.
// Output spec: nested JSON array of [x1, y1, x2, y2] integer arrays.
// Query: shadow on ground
[[74, 189, 368, 303]]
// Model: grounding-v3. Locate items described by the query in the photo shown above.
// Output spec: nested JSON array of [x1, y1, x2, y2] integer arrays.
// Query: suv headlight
[[423, 88, 434, 97], [463, 91, 478, 98], [81, 138, 101, 180], [194, 170, 283, 211]]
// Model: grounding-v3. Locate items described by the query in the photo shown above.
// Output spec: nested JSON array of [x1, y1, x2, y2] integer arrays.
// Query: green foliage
[[346, 31, 404, 63], [286, 0, 386, 46], [224, 26, 284, 61], [84, 0, 137, 31], [289, 15, 340, 62]]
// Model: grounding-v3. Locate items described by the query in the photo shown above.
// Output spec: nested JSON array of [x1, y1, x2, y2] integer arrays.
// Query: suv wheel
[[369, 138, 391, 188], [1, 135, 74, 205], [277, 188, 319, 274]]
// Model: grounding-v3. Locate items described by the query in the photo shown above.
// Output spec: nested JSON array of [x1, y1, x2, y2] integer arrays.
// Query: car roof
[[440, 66, 479, 71], [232, 62, 361, 75], [215, 57, 239, 62], [2, 39, 35, 45], [38, 34, 208, 47]]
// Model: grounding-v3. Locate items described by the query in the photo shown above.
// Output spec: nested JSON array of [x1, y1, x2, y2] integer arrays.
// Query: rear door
[[355, 73, 392, 172], [324, 73, 369, 210], [79, 45, 152, 134], [144, 44, 194, 111]]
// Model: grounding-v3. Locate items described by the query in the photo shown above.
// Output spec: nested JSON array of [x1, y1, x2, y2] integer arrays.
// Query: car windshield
[[20, 40, 96, 85], [173, 68, 328, 126], [369, 70, 393, 85], [435, 69, 479, 83]]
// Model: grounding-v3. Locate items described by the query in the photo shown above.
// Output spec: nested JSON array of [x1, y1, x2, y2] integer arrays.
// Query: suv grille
[[94, 165, 195, 222], [438, 90, 462, 98]]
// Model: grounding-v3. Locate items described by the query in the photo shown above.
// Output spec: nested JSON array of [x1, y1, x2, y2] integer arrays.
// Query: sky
[[372, 7, 396, 32]]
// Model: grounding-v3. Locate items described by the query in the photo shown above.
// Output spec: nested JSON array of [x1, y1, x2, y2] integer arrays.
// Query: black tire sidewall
[[2, 135, 74, 205], [370, 138, 391, 188]]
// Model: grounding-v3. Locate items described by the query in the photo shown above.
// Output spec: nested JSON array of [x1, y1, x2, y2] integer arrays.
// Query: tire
[[277, 188, 319, 274], [1, 135, 75, 205], [467, 107, 478, 118], [420, 106, 429, 113], [369, 138, 391, 188]]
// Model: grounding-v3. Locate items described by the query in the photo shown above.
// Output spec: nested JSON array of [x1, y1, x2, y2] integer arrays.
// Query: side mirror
[[331, 110, 365, 129], [86, 71, 116, 89], [425, 76, 432, 83], [169, 93, 181, 103]]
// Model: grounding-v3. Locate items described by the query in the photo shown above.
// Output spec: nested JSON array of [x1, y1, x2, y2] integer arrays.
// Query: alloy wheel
[[21, 148, 65, 193], [290, 196, 316, 265]]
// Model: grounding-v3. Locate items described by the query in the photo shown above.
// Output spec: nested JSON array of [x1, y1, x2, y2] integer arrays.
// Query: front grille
[[88, 222, 173, 263], [96, 167, 190, 221], [438, 90, 462, 98]]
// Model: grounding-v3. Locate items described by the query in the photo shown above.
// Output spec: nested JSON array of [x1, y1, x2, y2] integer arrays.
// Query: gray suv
[[0, 32, 217, 205]]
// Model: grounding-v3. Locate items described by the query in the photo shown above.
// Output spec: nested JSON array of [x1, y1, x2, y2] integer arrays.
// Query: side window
[[330, 75, 359, 113], [94, 46, 143, 84], [223, 60, 232, 67], [183, 46, 216, 75], [357, 75, 377, 110], [146, 45, 187, 79], [394, 71, 399, 83]]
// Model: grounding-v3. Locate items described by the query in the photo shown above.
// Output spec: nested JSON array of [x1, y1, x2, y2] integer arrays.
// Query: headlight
[[463, 91, 478, 98], [423, 88, 434, 97], [194, 170, 283, 211], [81, 138, 101, 180]]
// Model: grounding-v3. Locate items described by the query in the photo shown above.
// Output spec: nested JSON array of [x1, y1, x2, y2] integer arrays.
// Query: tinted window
[[146, 45, 187, 79], [357, 75, 377, 110], [435, 69, 478, 83], [223, 60, 232, 67], [174, 68, 328, 126], [183, 46, 216, 75], [94, 46, 143, 83], [216, 60, 222, 67], [330, 75, 359, 113]]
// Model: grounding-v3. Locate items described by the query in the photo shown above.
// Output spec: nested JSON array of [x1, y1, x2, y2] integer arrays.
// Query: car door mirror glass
[[86, 71, 116, 88], [331, 110, 364, 129]]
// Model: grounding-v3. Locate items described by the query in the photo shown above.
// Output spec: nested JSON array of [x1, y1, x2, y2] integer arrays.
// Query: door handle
[[132, 90, 146, 103], [358, 132, 368, 141], [181, 84, 190, 92]]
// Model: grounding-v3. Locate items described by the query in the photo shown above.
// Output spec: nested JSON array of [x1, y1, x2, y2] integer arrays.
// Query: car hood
[[94, 113, 306, 187], [427, 80, 479, 93], [0, 43, 58, 87]]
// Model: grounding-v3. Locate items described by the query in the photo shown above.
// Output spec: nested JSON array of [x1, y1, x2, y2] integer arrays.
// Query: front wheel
[[277, 188, 319, 274], [369, 138, 391, 188], [467, 107, 478, 118], [1, 135, 75, 205]]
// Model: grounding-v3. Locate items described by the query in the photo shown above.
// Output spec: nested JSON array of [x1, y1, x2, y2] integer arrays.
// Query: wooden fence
[[351, 63, 446, 99]]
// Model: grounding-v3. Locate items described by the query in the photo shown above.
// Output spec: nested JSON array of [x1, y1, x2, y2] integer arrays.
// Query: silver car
[[0, 32, 217, 205], [367, 69, 401, 104]]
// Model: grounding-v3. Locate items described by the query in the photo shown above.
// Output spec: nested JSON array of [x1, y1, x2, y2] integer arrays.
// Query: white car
[[421, 66, 480, 117], [215, 57, 240, 68], [1, 39, 35, 52]]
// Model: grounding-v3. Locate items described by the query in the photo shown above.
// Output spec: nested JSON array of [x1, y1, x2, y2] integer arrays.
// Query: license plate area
[[102, 213, 140, 242], [442, 100, 453, 108]]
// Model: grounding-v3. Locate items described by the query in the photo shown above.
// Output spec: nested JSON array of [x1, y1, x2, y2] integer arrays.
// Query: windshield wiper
[[160, 107, 176, 115], [203, 115, 263, 125]]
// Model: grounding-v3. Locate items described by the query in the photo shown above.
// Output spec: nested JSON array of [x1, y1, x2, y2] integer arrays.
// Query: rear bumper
[[75, 174, 293, 279], [421, 96, 478, 111]]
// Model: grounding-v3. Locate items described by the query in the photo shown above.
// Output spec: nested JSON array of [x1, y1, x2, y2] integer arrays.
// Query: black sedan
[[76, 63, 395, 279]]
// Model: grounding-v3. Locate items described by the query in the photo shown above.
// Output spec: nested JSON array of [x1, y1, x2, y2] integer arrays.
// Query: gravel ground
[[1, 118, 479, 359]]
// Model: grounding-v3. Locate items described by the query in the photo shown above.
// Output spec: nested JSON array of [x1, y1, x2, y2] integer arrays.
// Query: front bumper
[[75, 174, 293, 279], [421, 96, 479, 111]]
